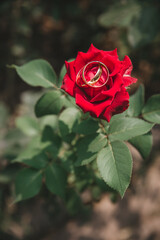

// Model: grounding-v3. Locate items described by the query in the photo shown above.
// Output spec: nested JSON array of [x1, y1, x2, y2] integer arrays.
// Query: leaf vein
[[109, 143, 123, 194]]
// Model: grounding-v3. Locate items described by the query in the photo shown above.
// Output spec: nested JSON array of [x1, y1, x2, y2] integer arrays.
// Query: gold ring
[[82, 63, 102, 85], [82, 61, 109, 88], [76, 61, 109, 88]]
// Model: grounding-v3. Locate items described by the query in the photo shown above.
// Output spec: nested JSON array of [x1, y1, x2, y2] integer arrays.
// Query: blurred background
[[0, 0, 160, 239]]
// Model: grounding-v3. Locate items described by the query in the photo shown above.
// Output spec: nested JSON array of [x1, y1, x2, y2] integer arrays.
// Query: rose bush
[[11, 53, 160, 200], [61, 44, 137, 121]]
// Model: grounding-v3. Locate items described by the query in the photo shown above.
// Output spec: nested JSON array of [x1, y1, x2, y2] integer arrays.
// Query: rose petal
[[102, 54, 121, 76], [88, 44, 118, 59], [121, 55, 132, 74], [88, 44, 120, 74], [61, 73, 76, 97], [123, 75, 137, 87], [87, 44, 100, 54], [121, 56, 137, 86], [74, 45, 121, 77], [65, 60, 76, 82], [90, 74, 123, 102], [75, 86, 113, 117], [74, 50, 102, 73], [106, 48, 118, 59], [102, 87, 129, 122]]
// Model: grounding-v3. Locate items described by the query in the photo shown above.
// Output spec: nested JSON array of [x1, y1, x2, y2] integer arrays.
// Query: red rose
[[61, 44, 137, 122]]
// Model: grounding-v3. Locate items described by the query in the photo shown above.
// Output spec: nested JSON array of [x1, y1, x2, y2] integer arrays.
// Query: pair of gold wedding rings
[[76, 61, 109, 88]]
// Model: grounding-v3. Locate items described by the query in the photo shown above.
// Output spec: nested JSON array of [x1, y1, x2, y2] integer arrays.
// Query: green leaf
[[62, 133, 76, 144], [105, 112, 127, 130], [45, 163, 67, 199], [20, 135, 51, 153], [11, 59, 57, 88], [61, 151, 75, 173], [40, 115, 58, 131], [142, 94, 160, 124], [58, 58, 75, 87], [16, 116, 39, 136], [15, 168, 43, 202], [98, 1, 141, 28], [63, 95, 76, 108], [75, 133, 107, 166], [97, 141, 132, 197], [41, 126, 61, 149], [59, 107, 80, 137], [126, 84, 144, 117], [74, 118, 99, 135], [129, 133, 152, 159], [128, 5, 160, 47], [13, 149, 48, 169], [43, 144, 59, 159], [66, 189, 83, 215], [35, 90, 65, 117], [108, 117, 154, 142], [12, 135, 57, 169]]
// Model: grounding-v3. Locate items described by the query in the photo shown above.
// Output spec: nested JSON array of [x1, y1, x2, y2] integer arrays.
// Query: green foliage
[[12, 136, 56, 168], [75, 133, 107, 166], [45, 163, 67, 199], [1, 2, 160, 233], [126, 84, 144, 117], [142, 94, 160, 124], [59, 107, 80, 138], [10, 59, 159, 204], [66, 189, 85, 215], [35, 90, 65, 117], [98, 1, 160, 48], [11, 59, 57, 88], [39, 115, 58, 131], [41, 126, 61, 149], [128, 4, 160, 47], [97, 141, 132, 197], [14, 149, 49, 169], [108, 117, 153, 141], [16, 116, 39, 136], [129, 133, 152, 159], [98, 1, 141, 28], [15, 168, 43, 202], [74, 117, 99, 135]]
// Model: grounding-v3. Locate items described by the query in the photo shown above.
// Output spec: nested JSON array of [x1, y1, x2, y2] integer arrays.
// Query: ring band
[[76, 61, 109, 88], [82, 64, 102, 85]]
